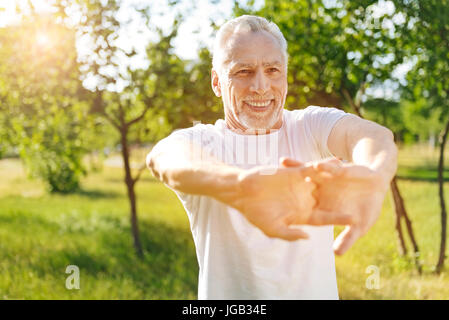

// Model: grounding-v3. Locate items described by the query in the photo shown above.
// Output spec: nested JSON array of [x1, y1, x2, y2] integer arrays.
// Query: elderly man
[[146, 15, 397, 299]]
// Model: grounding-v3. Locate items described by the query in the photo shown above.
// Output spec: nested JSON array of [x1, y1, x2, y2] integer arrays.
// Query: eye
[[267, 67, 279, 73], [236, 69, 252, 75]]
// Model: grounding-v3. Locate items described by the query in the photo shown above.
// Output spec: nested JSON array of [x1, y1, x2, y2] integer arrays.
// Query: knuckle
[[303, 179, 316, 191], [308, 182, 317, 192], [309, 196, 317, 208]]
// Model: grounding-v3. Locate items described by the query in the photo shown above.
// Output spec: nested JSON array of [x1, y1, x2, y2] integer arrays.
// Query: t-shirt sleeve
[[147, 128, 191, 195], [148, 128, 193, 158], [147, 124, 212, 215], [302, 105, 348, 158]]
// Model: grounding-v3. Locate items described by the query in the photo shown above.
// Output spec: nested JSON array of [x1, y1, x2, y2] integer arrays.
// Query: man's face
[[212, 30, 288, 132]]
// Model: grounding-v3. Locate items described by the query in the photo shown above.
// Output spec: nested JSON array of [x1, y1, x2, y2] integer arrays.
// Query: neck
[[225, 117, 283, 135]]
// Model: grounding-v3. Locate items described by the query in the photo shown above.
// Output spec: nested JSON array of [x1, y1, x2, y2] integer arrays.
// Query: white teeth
[[246, 100, 271, 107]]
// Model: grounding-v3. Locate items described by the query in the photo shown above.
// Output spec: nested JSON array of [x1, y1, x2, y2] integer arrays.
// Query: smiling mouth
[[244, 99, 274, 111]]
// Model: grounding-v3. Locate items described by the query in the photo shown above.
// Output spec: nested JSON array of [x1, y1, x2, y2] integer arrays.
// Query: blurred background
[[0, 0, 448, 299]]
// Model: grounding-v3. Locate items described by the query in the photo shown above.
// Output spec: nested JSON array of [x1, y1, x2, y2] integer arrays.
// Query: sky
[[0, 0, 251, 61], [0, 0, 257, 90]]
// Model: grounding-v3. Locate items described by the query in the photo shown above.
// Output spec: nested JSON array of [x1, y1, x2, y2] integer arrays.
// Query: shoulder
[[155, 121, 224, 151], [166, 121, 220, 140], [283, 106, 347, 124], [301, 105, 347, 118]]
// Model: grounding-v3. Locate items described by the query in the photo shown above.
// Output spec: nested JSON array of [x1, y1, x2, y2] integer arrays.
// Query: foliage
[[180, 47, 223, 127], [363, 98, 443, 144], [53, 0, 220, 256], [400, 99, 444, 143], [389, 0, 449, 273], [393, 0, 449, 121], [0, 13, 97, 193]]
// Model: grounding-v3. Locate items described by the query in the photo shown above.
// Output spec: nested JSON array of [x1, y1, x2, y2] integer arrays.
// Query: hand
[[281, 157, 390, 255], [222, 164, 354, 241]]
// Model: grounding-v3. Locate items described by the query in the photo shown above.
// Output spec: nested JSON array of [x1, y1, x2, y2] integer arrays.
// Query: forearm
[[147, 147, 244, 204], [351, 127, 398, 184]]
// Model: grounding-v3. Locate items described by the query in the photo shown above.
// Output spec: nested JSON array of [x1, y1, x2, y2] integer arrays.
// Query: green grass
[[335, 143, 449, 299], [0, 143, 448, 299], [0, 158, 198, 299]]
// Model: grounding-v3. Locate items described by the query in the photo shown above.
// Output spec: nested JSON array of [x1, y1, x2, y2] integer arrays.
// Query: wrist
[[372, 150, 398, 191], [355, 141, 397, 192], [209, 166, 246, 206]]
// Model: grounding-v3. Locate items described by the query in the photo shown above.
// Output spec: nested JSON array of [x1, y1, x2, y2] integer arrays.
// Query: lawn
[[0, 157, 198, 299], [0, 144, 448, 299]]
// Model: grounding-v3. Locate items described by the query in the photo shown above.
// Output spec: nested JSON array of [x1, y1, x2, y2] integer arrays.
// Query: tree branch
[[342, 87, 363, 117], [94, 90, 122, 130], [132, 162, 147, 186], [101, 109, 122, 130], [126, 97, 153, 127]]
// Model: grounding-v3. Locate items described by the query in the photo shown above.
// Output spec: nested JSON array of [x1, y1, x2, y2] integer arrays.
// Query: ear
[[211, 69, 222, 97]]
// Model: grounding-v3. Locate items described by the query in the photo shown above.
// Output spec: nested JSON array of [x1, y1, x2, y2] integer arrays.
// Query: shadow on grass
[[105, 176, 159, 184], [30, 217, 198, 299], [396, 166, 449, 182], [0, 209, 61, 231], [70, 188, 122, 199]]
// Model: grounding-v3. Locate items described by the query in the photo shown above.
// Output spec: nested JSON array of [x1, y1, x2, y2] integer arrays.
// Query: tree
[[55, 0, 199, 257], [0, 10, 97, 193], [176, 47, 223, 128], [393, 0, 449, 273]]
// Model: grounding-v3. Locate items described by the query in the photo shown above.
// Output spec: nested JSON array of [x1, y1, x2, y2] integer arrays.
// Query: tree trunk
[[120, 127, 144, 258], [390, 178, 407, 256], [391, 177, 422, 273], [436, 116, 449, 274]]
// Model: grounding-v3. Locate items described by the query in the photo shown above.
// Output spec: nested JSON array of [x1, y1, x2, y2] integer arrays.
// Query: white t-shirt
[[150, 106, 347, 299]]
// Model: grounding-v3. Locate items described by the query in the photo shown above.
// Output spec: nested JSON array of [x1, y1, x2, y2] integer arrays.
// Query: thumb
[[276, 225, 309, 241], [316, 161, 344, 176], [333, 226, 361, 255], [308, 209, 355, 226], [280, 157, 303, 167]]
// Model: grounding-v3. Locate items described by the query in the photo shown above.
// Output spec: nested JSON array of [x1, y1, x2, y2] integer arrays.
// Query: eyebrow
[[262, 61, 283, 67], [228, 60, 283, 70]]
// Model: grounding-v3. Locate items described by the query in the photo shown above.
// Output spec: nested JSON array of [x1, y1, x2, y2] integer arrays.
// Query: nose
[[250, 69, 270, 95]]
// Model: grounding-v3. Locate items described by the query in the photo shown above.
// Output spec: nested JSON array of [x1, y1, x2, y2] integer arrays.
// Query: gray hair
[[212, 15, 288, 73]]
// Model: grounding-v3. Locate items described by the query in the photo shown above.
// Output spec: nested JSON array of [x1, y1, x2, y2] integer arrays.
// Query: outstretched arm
[[147, 139, 242, 202], [325, 114, 398, 254], [147, 136, 353, 241], [282, 114, 398, 254], [328, 114, 398, 188]]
